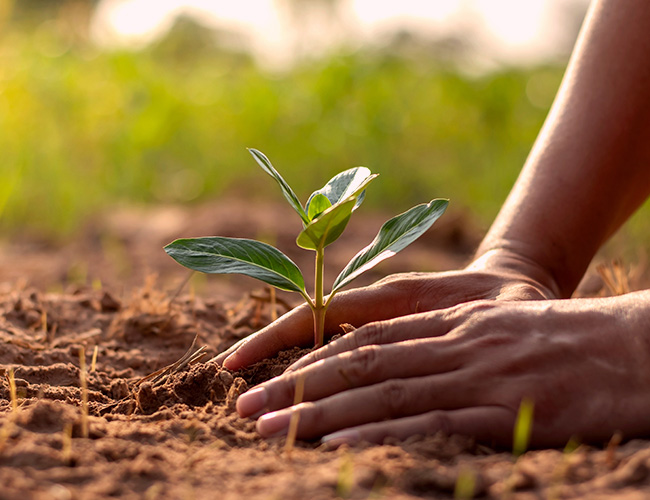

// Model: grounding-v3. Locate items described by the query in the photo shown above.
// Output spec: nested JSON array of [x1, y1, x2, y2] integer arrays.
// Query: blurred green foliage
[[0, 14, 566, 239]]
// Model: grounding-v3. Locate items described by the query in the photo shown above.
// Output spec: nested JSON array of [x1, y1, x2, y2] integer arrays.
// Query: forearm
[[476, 0, 650, 297]]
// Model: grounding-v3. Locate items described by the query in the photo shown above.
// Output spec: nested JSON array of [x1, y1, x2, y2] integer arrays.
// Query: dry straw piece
[[284, 372, 306, 456], [79, 348, 89, 438]]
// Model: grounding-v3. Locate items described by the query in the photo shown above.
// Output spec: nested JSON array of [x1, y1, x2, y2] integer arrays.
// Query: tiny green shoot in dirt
[[165, 149, 448, 347], [513, 397, 534, 457]]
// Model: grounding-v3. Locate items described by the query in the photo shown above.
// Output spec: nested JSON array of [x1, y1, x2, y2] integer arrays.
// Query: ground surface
[[2, 200, 650, 499]]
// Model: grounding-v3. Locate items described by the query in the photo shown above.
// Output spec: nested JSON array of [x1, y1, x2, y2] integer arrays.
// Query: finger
[[210, 302, 313, 367], [237, 337, 466, 417], [285, 311, 449, 373], [221, 282, 415, 370], [255, 370, 484, 440], [211, 337, 246, 365], [321, 406, 515, 447], [287, 301, 498, 372]]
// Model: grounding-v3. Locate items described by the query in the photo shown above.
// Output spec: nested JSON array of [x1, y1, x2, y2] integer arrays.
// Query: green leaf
[[164, 236, 307, 294], [296, 198, 356, 250], [332, 199, 449, 292], [298, 172, 379, 250], [248, 148, 309, 224], [307, 193, 332, 220], [306, 167, 376, 214]]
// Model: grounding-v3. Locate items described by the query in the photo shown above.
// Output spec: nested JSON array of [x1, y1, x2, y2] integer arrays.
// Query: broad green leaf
[[248, 148, 309, 224], [307, 193, 332, 220], [296, 198, 356, 250], [332, 199, 449, 292], [307, 167, 376, 213], [165, 236, 306, 294]]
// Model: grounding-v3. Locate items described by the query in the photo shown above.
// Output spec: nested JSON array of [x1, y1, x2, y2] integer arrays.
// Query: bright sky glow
[[350, 0, 458, 27], [91, 0, 590, 68]]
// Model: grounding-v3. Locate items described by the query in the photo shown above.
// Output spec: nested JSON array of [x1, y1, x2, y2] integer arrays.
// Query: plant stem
[[313, 245, 326, 347]]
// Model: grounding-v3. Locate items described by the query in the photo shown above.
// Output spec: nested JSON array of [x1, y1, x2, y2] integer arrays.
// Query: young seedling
[[165, 149, 448, 347]]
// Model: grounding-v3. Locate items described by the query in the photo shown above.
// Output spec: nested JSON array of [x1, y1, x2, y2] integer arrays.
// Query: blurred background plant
[[0, 0, 645, 256]]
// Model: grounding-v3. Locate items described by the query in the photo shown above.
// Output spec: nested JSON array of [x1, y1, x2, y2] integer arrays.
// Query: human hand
[[236, 291, 650, 446], [214, 248, 560, 370]]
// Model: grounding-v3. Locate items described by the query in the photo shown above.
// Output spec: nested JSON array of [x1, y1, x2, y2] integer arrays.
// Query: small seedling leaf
[[165, 237, 307, 294], [296, 198, 356, 250], [298, 172, 379, 250], [332, 199, 449, 292], [307, 167, 376, 212], [248, 148, 309, 224], [307, 193, 332, 220]]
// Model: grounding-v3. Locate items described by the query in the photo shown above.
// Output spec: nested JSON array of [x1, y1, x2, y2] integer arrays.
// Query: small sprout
[[563, 436, 580, 455], [513, 397, 534, 457], [549, 436, 581, 497], [454, 466, 476, 500], [336, 450, 354, 498], [165, 149, 448, 347]]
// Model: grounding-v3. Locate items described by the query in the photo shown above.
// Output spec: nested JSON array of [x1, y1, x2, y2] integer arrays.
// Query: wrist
[[467, 246, 563, 299]]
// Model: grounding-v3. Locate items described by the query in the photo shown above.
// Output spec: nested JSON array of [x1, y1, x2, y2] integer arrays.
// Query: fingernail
[[223, 352, 240, 370], [236, 387, 268, 417], [210, 353, 226, 365], [321, 429, 361, 448], [257, 410, 292, 437]]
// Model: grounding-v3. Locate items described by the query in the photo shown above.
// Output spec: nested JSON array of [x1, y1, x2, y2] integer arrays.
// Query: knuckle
[[378, 379, 412, 417], [459, 299, 498, 317], [273, 374, 299, 406], [470, 331, 517, 350], [344, 345, 382, 383], [300, 343, 333, 367], [350, 321, 387, 347], [307, 348, 328, 364], [296, 401, 323, 438], [449, 301, 510, 338]]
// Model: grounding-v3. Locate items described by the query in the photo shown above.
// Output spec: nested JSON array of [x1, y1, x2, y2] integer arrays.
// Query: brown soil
[[1, 200, 650, 499]]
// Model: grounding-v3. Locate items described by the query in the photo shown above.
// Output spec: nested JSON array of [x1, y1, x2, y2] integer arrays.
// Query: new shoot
[[165, 149, 448, 347]]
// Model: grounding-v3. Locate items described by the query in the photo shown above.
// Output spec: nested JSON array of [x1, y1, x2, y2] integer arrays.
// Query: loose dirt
[[1, 200, 650, 499]]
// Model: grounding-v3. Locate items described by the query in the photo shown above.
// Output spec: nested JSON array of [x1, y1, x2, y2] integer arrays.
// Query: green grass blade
[[248, 148, 309, 224], [332, 199, 449, 292], [513, 397, 534, 457], [165, 236, 307, 294]]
